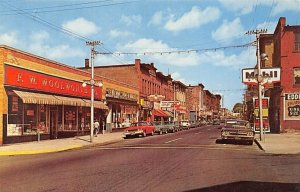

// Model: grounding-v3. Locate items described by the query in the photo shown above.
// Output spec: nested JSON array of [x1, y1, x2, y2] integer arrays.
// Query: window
[[295, 32, 300, 51], [294, 68, 300, 85]]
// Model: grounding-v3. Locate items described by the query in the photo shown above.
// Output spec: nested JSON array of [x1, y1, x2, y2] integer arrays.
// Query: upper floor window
[[295, 32, 300, 51], [294, 68, 300, 85]]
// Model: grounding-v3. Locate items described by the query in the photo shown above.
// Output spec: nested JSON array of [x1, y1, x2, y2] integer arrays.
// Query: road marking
[[194, 132, 202, 135], [164, 138, 182, 144]]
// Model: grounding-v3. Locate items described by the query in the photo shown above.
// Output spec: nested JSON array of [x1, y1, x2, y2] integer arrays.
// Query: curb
[[0, 145, 82, 156], [254, 138, 265, 152]]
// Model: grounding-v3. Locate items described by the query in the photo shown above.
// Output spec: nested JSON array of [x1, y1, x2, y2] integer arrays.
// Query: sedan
[[123, 122, 155, 138], [221, 119, 255, 145]]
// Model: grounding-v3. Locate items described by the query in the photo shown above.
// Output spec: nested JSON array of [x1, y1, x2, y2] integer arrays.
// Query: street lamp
[[82, 79, 103, 143], [84, 40, 101, 143]]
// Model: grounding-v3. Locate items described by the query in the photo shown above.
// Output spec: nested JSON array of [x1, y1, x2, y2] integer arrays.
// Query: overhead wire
[[0, 0, 139, 15], [0, 0, 131, 65]]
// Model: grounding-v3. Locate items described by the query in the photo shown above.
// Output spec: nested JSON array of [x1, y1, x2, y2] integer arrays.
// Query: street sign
[[242, 67, 280, 85]]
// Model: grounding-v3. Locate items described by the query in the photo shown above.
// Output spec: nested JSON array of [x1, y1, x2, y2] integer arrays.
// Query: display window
[[64, 106, 77, 131]]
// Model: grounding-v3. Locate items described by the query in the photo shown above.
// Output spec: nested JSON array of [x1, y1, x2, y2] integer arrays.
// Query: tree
[[233, 103, 244, 113]]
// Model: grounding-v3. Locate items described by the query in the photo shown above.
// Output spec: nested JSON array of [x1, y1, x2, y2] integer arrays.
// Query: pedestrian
[[94, 120, 100, 137]]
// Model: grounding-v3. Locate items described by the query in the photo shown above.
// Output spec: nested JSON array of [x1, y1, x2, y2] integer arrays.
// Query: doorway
[[50, 107, 58, 139]]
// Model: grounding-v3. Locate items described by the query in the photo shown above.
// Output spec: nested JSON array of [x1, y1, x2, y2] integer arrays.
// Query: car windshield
[[225, 120, 249, 128], [130, 122, 148, 127]]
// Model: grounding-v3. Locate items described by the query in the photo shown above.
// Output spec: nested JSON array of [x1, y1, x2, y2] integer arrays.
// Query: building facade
[[269, 17, 300, 132], [186, 84, 205, 121], [0, 46, 109, 144], [80, 59, 173, 124]]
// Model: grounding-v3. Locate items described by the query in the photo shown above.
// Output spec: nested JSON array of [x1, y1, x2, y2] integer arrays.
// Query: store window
[[38, 105, 49, 134], [294, 68, 300, 85], [295, 32, 300, 51], [23, 104, 38, 135], [78, 107, 91, 132], [64, 106, 77, 131]]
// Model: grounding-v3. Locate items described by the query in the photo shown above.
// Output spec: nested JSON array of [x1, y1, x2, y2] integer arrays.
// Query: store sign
[[160, 101, 172, 108], [4, 65, 102, 99], [242, 67, 280, 85], [253, 97, 270, 132], [284, 93, 300, 120], [106, 88, 138, 102]]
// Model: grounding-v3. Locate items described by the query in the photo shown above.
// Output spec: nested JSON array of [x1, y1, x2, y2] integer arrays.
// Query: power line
[[0, 0, 138, 15], [96, 42, 254, 56]]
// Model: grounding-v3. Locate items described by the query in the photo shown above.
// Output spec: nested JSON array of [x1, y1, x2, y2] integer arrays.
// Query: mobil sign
[[242, 67, 281, 85]]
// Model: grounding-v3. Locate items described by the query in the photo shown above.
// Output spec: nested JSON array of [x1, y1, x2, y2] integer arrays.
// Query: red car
[[123, 122, 155, 138]]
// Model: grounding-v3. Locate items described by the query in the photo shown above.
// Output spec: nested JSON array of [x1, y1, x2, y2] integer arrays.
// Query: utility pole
[[86, 40, 101, 143], [246, 29, 267, 141]]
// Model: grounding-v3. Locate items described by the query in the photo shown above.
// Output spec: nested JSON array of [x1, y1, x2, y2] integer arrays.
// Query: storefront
[[2, 64, 107, 144], [105, 87, 139, 131]]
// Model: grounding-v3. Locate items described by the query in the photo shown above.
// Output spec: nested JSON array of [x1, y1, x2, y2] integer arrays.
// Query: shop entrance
[[50, 107, 58, 139]]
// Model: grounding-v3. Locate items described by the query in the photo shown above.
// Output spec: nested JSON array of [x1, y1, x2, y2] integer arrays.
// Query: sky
[[0, 0, 300, 110]]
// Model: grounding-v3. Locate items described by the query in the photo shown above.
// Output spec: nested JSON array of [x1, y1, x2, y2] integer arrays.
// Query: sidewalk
[[255, 131, 300, 154], [0, 132, 124, 156]]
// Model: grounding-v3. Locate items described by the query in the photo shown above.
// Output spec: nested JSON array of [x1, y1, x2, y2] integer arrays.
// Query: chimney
[[135, 59, 141, 71], [150, 62, 154, 67], [85, 58, 90, 68]]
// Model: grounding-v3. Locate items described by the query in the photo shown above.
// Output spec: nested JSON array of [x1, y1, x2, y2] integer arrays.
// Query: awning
[[152, 109, 170, 117], [163, 111, 173, 117], [54, 95, 89, 107], [13, 90, 108, 110], [83, 99, 109, 110], [13, 90, 62, 105]]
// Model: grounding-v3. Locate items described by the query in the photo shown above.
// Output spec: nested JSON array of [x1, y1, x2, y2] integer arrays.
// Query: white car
[[181, 121, 190, 130]]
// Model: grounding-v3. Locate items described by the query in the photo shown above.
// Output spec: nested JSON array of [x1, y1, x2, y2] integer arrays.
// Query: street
[[1, 126, 300, 192]]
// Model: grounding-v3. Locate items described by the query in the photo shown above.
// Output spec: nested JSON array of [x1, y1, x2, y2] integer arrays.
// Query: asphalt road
[[1, 125, 300, 192]]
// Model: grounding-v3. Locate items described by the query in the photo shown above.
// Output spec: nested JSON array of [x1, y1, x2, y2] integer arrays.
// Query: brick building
[[246, 17, 300, 132], [269, 17, 300, 132], [203, 90, 221, 121], [186, 84, 205, 121], [80, 59, 173, 123]]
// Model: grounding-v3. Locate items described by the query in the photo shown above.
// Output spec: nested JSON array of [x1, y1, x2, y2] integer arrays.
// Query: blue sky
[[1, 0, 300, 109]]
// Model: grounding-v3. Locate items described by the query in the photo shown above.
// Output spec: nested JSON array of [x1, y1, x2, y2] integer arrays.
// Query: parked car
[[189, 121, 199, 128], [168, 121, 182, 132], [220, 119, 255, 145], [153, 121, 169, 135], [123, 122, 155, 138], [213, 119, 220, 125], [199, 120, 207, 126], [181, 121, 190, 130]]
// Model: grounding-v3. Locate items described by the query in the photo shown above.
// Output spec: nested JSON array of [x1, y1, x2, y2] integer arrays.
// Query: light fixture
[[82, 82, 87, 87], [261, 53, 268, 60]]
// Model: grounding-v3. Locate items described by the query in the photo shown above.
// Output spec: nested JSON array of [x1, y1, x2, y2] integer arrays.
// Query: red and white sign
[[4, 65, 102, 99], [242, 67, 280, 85]]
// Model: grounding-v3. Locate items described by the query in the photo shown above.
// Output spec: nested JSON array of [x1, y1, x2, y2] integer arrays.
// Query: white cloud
[[119, 38, 201, 66], [171, 72, 186, 84], [218, 0, 257, 15], [109, 29, 133, 39], [218, 0, 274, 15], [212, 18, 244, 43], [62, 17, 99, 36], [0, 32, 18, 46], [199, 48, 256, 68], [272, 0, 300, 15], [29, 31, 85, 60], [164, 6, 221, 32], [148, 11, 163, 26], [121, 15, 142, 26]]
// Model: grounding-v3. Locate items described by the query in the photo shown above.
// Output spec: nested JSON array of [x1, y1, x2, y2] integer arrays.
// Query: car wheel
[[248, 140, 253, 145]]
